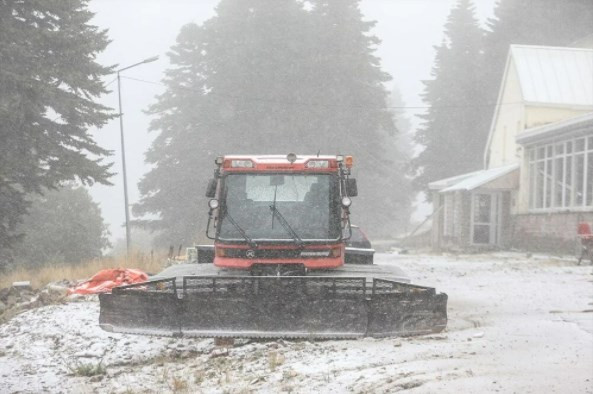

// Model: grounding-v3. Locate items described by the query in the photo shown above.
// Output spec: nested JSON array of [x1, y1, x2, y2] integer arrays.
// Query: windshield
[[218, 174, 341, 241]]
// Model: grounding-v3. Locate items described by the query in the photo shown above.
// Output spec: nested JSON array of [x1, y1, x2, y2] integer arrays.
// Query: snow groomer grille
[[181, 276, 368, 298]]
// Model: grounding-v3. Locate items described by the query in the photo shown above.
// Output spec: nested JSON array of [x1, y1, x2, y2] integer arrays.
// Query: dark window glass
[[473, 225, 490, 244], [536, 161, 545, 208], [544, 158, 553, 208], [219, 174, 340, 240], [546, 145, 553, 156], [529, 162, 536, 209], [474, 194, 491, 223], [554, 157, 564, 207], [587, 152, 593, 207], [565, 156, 573, 207], [575, 154, 585, 206]]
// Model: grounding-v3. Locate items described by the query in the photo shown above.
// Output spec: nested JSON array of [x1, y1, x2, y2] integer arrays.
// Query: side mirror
[[345, 178, 358, 197], [206, 179, 217, 198]]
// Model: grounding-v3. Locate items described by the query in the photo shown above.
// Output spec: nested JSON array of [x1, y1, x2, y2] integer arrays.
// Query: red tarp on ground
[[68, 268, 148, 295]]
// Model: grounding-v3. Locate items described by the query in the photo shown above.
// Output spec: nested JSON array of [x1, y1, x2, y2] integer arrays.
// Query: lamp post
[[116, 55, 159, 258]]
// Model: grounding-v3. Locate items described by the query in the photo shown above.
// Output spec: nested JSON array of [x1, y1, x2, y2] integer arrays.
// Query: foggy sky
[[88, 0, 496, 247]]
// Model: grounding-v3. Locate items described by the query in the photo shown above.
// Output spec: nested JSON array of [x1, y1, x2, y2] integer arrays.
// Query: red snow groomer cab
[[205, 154, 358, 275], [98, 153, 448, 339]]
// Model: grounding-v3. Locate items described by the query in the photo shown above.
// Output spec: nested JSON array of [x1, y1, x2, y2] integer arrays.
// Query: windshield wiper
[[223, 210, 257, 248], [269, 204, 303, 248]]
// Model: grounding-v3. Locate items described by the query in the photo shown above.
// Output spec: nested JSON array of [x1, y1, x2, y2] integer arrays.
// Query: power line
[[120, 75, 523, 111], [104, 77, 118, 87]]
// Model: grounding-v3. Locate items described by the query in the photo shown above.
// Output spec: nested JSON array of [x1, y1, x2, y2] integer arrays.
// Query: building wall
[[431, 191, 472, 252], [517, 150, 530, 213], [500, 191, 513, 248], [486, 60, 590, 172], [524, 106, 591, 129], [487, 58, 524, 169], [431, 192, 443, 251], [512, 211, 593, 253]]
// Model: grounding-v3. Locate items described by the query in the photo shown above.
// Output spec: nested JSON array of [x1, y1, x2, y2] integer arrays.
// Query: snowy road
[[0, 253, 591, 393]]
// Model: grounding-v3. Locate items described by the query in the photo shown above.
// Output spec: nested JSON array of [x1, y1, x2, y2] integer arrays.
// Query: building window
[[471, 192, 502, 245], [527, 135, 593, 211]]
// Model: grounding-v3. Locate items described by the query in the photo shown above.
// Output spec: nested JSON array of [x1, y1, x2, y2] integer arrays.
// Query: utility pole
[[116, 55, 159, 258]]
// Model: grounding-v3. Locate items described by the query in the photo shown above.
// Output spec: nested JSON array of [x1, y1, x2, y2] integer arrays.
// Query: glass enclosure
[[218, 173, 341, 241], [527, 136, 593, 211]]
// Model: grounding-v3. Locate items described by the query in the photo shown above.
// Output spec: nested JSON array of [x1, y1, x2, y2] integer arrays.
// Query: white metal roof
[[511, 45, 593, 107], [430, 164, 519, 193], [516, 111, 593, 145], [428, 169, 485, 190]]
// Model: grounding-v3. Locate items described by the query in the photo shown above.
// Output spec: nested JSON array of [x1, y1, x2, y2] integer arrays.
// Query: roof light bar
[[230, 159, 254, 168], [306, 160, 329, 169]]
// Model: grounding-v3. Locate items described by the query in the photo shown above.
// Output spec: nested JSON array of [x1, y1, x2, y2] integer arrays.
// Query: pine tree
[[135, 0, 315, 246], [306, 0, 410, 236], [413, 0, 485, 192], [386, 87, 414, 231], [0, 0, 113, 261], [11, 185, 110, 267], [135, 0, 411, 243]]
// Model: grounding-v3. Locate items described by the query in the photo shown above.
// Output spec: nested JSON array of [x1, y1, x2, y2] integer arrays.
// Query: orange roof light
[[345, 156, 353, 168]]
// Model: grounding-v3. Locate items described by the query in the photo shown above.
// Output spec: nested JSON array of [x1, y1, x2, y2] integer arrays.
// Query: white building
[[430, 45, 593, 252]]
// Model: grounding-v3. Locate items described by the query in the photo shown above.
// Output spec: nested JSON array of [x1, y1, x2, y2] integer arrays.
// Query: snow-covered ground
[[0, 253, 591, 393]]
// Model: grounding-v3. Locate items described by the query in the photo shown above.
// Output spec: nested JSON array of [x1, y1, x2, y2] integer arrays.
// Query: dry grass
[[0, 250, 167, 289], [268, 351, 285, 371]]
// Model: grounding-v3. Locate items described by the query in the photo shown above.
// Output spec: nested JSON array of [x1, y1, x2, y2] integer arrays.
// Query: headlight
[[341, 196, 352, 207], [215, 248, 227, 257], [330, 247, 342, 258]]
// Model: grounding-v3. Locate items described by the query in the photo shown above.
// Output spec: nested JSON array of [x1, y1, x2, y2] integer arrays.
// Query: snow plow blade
[[99, 276, 447, 339]]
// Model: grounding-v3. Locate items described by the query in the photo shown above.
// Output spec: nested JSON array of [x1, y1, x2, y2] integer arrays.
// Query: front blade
[[99, 276, 447, 339]]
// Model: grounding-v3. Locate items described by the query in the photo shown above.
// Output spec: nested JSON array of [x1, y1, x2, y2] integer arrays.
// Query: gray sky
[[88, 0, 496, 246]]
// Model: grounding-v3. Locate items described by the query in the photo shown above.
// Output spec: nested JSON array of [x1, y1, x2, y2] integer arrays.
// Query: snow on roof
[[433, 164, 519, 193], [428, 169, 486, 190], [517, 111, 593, 145], [511, 45, 593, 107]]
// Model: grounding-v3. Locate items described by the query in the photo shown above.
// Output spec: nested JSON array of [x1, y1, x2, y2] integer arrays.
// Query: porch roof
[[428, 164, 519, 193]]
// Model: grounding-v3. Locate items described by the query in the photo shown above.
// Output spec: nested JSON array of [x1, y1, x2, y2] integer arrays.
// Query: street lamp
[[116, 55, 159, 258]]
